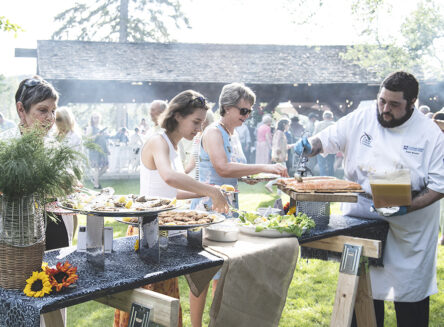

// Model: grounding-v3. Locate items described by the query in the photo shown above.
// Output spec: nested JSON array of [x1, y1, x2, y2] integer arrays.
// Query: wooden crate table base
[[303, 236, 380, 327], [42, 288, 179, 327]]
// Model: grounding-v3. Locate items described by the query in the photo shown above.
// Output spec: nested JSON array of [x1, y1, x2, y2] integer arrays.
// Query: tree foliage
[[342, 0, 444, 79], [51, 0, 191, 42], [0, 16, 23, 35]]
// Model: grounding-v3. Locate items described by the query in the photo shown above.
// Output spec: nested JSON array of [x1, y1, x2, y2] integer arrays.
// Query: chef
[[294, 71, 444, 327]]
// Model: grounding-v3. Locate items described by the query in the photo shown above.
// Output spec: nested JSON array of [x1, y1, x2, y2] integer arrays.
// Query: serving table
[[0, 215, 387, 327], [279, 183, 388, 327]]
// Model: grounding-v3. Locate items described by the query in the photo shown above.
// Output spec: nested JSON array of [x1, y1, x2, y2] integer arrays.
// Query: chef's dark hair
[[380, 71, 419, 105]]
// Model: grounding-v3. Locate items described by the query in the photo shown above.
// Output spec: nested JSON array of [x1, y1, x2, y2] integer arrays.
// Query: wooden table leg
[[330, 269, 360, 327], [42, 310, 64, 327], [330, 243, 361, 327], [329, 245, 377, 327], [302, 236, 381, 327], [354, 262, 377, 327]]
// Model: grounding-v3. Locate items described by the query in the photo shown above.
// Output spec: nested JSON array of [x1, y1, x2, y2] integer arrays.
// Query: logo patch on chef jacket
[[403, 145, 424, 155], [360, 132, 372, 148]]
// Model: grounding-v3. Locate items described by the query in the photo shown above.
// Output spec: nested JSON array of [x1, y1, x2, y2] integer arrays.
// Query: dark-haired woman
[[113, 90, 228, 327], [5, 77, 70, 251], [1, 76, 70, 326]]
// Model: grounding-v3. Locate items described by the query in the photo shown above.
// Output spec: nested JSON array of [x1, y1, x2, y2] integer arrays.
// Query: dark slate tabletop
[[0, 215, 388, 327], [0, 236, 223, 327], [299, 214, 388, 244]]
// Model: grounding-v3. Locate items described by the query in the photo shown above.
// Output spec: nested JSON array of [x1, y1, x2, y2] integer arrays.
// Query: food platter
[[57, 194, 177, 217], [57, 203, 176, 217], [114, 210, 225, 230], [239, 173, 281, 185]]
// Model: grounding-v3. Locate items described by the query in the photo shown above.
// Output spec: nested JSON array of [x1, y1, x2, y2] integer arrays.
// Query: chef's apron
[[318, 104, 444, 302]]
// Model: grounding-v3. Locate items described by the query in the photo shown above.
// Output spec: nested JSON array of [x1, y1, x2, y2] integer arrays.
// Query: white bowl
[[205, 223, 239, 242]]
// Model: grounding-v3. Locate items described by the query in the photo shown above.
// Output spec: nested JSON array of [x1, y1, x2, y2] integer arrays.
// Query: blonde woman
[[55, 107, 82, 152]]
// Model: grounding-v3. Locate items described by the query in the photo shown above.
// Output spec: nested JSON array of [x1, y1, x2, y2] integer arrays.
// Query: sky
[[0, 0, 417, 77]]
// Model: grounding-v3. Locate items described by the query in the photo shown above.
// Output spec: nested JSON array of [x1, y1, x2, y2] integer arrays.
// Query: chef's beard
[[376, 104, 414, 128]]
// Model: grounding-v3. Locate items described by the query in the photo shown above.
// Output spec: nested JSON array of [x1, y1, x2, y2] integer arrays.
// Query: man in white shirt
[[294, 71, 444, 327]]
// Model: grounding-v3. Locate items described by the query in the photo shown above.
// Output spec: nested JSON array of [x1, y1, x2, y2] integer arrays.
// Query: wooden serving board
[[278, 185, 359, 203]]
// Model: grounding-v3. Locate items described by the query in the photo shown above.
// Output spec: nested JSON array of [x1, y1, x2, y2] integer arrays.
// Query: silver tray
[[114, 210, 225, 230], [57, 201, 176, 217]]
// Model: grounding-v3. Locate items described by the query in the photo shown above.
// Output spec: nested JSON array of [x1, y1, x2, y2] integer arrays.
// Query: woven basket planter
[[0, 195, 46, 290]]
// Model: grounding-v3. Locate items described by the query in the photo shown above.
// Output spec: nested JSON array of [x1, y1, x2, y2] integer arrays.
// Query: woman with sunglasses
[[189, 83, 288, 327], [114, 90, 228, 327]]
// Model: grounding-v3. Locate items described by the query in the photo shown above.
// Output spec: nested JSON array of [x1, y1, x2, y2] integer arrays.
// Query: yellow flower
[[24, 271, 52, 297], [288, 206, 296, 215], [41, 262, 49, 271], [134, 239, 139, 251]]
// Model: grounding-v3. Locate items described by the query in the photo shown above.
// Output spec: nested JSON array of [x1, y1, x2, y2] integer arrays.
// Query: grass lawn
[[67, 179, 444, 327]]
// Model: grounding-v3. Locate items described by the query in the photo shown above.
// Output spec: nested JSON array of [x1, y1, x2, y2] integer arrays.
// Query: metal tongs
[[294, 150, 312, 182]]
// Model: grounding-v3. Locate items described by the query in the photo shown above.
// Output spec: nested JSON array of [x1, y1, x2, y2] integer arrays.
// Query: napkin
[[186, 233, 299, 327]]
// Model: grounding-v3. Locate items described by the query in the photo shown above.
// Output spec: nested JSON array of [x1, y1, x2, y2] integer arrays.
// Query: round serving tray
[[114, 210, 225, 230], [56, 202, 176, 217], [239, 173, 281, 185]]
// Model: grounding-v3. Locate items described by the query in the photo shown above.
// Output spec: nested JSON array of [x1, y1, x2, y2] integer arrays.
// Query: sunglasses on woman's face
[[232, 105, 252, 116]]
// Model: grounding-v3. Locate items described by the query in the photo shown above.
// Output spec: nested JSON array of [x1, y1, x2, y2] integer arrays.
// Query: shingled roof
[[37, 40, 379, 84]]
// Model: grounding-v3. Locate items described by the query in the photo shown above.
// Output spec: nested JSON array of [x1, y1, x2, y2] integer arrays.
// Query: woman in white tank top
[[114, 90, 228, 327], [139, 92, 228, 211]]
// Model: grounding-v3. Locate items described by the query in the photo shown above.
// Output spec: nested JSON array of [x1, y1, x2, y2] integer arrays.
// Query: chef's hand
[[370, 204, 408, 217], [294, 137, 312, 155]]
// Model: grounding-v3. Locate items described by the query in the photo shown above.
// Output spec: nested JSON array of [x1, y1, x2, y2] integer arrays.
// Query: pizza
[[278, 177, 362, 193]]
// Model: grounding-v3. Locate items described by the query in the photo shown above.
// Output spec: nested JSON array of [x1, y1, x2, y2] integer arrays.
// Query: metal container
[[205, 222, 239, 242]]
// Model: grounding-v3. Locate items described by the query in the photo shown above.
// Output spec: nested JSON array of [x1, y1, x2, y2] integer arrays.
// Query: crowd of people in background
[[1, 98, 444, 190], [1, 74, 443, 327]]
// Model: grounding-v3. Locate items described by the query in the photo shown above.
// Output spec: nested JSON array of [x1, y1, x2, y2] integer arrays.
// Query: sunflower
[[46, 261, 78, 292], [23, 271, 52, 297], [134, 239, 139, 251]]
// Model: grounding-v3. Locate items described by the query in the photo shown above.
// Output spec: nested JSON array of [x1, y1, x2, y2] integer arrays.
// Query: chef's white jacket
[[317, 104, 444, 302]]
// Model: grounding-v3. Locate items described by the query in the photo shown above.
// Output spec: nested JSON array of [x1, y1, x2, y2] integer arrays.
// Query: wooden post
[[354, 262, 377, 327], [330, 270, 360, 327], [303, 237, 381, 327], [95, 287, 179, 327], [42, 310, 64, 327]]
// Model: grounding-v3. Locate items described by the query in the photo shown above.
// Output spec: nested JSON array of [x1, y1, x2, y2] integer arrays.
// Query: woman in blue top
[[190, 82, 288, 327]]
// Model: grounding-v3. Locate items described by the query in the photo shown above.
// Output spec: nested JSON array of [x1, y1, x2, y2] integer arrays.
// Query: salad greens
[[234, 209, 315, 237]]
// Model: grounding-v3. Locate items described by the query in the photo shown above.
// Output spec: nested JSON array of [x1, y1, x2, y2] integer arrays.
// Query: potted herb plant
[[0, 128, 82, 289]]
